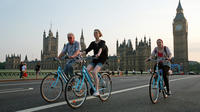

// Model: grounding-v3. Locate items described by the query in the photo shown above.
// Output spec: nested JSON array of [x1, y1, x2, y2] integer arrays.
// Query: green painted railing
[[0, 69, 150, 81]]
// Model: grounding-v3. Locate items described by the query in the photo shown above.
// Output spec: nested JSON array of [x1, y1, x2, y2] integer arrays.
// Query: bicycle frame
[[75, 64, 102, 93], [153, 63, 165, 90], [51, 66, 68, 88]]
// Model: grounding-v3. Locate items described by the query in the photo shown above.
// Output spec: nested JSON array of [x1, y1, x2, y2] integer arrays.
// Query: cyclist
[[81, 29, 108, 96], [57, 33, 80, 78], [146, 39, 172, 95]]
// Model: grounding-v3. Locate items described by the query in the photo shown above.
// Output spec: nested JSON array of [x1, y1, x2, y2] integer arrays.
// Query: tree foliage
[[189, 62, 200, 74], [0, 62, 5, 69]]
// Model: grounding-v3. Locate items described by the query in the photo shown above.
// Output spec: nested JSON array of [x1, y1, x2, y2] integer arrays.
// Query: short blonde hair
[[94, 29, 103, 37], [67, 33, 75, 38]]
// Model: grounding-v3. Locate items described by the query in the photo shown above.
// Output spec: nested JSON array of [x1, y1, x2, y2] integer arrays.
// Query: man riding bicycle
[[57, 33, 80, 78], [146, 39, 172, 95]]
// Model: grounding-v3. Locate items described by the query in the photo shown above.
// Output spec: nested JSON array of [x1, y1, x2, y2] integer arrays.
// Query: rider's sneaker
[[90, 88, 94, 95], [166, 90, 172, 96], [93, 91, 100, 97]]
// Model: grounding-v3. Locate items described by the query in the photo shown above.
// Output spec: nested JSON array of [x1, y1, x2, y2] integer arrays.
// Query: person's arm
[[69, 42, 80, 59], [84, 42, 93, 54], [150, 47, 157, 59], [58, 44, 67, 59], [96, 48, 102, 57], [96, 40, 105, 57], [70, 50, 80, 58], [166, 46, 172, 60], [58, 52, 65, 59], [25, 65, 27, 73]]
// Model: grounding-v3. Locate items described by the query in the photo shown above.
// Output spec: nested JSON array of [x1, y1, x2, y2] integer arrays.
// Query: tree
[[189, 62, 200, 74], [0, 62, 5, 69]]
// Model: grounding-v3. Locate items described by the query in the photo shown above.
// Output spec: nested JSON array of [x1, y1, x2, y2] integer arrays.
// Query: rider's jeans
[[64, 59, 76, 78]]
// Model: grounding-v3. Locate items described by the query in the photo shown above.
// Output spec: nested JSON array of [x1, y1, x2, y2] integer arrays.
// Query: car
[[188, 71, 196, 75]]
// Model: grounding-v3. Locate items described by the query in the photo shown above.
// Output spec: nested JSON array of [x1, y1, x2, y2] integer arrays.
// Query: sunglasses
[[68, 36, 73, 38]]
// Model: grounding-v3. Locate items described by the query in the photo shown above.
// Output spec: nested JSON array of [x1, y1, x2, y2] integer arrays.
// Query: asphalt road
[[0, 74, 200, 112]]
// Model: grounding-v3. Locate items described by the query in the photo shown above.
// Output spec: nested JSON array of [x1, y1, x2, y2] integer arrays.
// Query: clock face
[[175, 24, 183, 31]]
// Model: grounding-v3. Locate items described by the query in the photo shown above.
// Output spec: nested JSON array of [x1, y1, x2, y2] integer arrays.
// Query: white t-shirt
[[22, 65, 26, 72]]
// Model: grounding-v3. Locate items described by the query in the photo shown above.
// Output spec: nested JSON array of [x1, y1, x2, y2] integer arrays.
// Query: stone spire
[[43, 30, 46, 38], [24, 55, 28, 62], [49, 29, 53, 37], [149, 38, 151, 47], [135, 37, 138, 50], [80, 29, 84, 39], [174, 0, 185, 21], [56, 30, 59, 38], [80, 29, 86, 51], [117, 40, 119, 48], [177, 0, 183, 13], [144, 35, 146, 43]]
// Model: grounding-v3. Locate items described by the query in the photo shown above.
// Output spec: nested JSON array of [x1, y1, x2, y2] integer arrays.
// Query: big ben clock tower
[[173, 0, 188, 73]]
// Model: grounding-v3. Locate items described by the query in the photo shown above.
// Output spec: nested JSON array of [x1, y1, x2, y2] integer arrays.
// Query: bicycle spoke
[[99, 73, 112, 101], [65, 75, 87, 109], [40, 73, 63, 102]]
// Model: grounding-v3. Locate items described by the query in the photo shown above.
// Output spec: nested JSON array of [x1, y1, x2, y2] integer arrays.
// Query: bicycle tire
[[149, 74, 159, 104], [65, 75, 88, 109], [40, 73, 63, 102], [99, 73, 112, 101]]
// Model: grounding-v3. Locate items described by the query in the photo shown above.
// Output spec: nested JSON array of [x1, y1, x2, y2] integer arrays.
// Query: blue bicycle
[[40, 57, 72, 102], [148, 58, 168, 104], [65, 56, 112, 109]]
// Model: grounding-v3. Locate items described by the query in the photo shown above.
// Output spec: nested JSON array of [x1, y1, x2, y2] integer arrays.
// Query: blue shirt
[[62, 41, 80, 57]]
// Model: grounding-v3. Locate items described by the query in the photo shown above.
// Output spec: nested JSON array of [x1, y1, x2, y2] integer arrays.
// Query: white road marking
[[16, 75, 199, 112], [0, 88, 34, 94], [0, 82, 40, 87]]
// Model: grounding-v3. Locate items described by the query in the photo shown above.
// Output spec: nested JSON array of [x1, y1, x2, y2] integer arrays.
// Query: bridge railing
[[0, 71, 54, 81], [0, 70, 151, 81]]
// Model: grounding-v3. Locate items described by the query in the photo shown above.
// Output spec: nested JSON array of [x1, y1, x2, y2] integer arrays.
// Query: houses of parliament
[[5, 28, 152, 72], [5, 1, 189, 72]]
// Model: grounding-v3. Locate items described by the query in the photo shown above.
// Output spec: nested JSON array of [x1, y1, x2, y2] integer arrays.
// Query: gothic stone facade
[[5, 54, 21, 69], [115, 37, 151, 71], [40, 29, 58, 69], [40, 29, 86, 70]]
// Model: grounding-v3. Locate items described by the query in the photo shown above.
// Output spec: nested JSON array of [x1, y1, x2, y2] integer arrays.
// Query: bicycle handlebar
[[53, 55, 69, 64], [147, 58, 169, 63]]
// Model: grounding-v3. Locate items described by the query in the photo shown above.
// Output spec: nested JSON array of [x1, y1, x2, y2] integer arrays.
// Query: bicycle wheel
[[99, 73, 112, 101], [40, 73, 63, 102], [65, 75, 88, 109], [149, 74, 159, 104]]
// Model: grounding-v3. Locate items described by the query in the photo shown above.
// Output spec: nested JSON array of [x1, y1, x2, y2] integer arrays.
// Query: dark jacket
[[85, 40, 108, 64]]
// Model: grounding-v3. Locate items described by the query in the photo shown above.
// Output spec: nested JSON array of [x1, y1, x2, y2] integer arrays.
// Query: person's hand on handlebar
[[80, 51, 86, 56], [68, 55, 74, 59], [165, 57, 171, 61], [54, 57, 61, 62], [95, 54, 100, 58], [145, 58, 151, 62]]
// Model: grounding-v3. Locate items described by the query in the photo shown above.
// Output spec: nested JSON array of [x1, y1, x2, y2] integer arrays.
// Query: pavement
[[0, 75, 200, 112]]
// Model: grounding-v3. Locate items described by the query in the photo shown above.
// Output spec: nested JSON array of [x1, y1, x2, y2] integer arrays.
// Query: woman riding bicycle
[[81, 29, 108, 96], [146, 39, 172, 95]]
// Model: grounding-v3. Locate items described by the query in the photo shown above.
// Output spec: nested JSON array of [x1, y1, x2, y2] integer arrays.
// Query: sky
[[0, 0, 200, 62]]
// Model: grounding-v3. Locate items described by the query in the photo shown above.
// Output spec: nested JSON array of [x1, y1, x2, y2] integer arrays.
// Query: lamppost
[[117, 56, 120, 76]]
